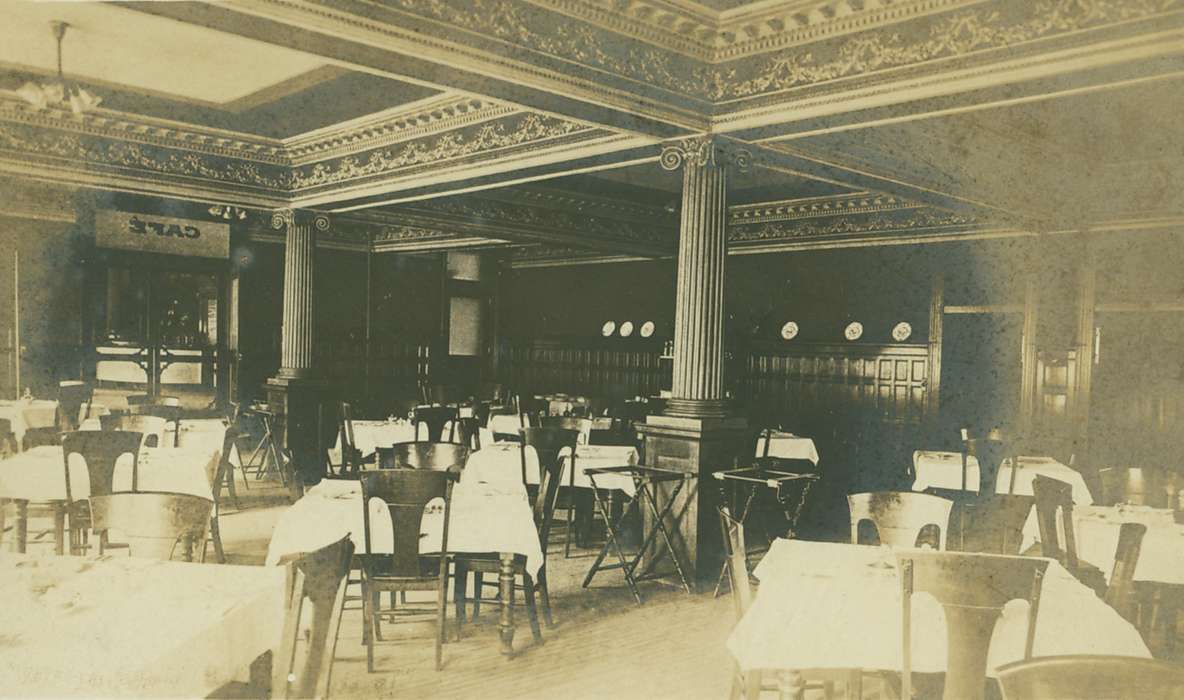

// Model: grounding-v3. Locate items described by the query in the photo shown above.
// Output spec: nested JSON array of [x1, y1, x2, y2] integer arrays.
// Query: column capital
[[659, 136, 751, 173], [270, 208, 331, 233]]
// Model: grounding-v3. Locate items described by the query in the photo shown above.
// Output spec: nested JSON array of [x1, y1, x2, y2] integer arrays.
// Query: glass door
[[97, 266, 224, 407]]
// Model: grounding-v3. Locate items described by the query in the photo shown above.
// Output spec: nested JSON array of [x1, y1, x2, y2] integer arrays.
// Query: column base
[[266, 375, 330, 492], [664, 397, 729, 419], [636, 414, 749, 584]]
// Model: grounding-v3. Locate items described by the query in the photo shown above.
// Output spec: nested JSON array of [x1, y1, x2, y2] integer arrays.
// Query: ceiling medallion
[[892, 322, 913, 342], [844, 321, 863, 341], [17, 22, 103, 116], [780, 321, 799, 341]]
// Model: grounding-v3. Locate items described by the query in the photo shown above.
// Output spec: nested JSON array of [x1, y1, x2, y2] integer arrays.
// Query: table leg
[[15, 500, 28, 553], [777, 670, 804, 700], [498, 552, 515, 657]]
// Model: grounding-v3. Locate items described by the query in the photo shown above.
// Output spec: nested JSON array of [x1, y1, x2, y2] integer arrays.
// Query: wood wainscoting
[[501, 338, 665, 401]]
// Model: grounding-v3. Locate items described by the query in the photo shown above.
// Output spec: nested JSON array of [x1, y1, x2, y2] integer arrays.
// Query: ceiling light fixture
[[16, 21, 103, 116], [208, 205, 249, 221]]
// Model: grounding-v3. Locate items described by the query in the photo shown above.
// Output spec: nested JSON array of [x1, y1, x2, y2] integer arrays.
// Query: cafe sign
[[95, 210, 230, 259]]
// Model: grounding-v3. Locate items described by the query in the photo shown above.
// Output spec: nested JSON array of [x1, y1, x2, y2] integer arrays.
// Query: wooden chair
[[848, 491, 954, 549], [57, 380, 93, 432], [88, 491, 214, 561], [1104, 522, 1147, 623], [950, 494, 1035, 554], [995, 655, 1184, 699], [961, 428, 1018, 496], [452, 417, 482, 450], [201, 426, 242, 563], [62, 430, 143, 555], [273, 536, 355, 700], [718, 506, 847, 700], [516, 396, 547, 428], [121, 415, 169, 448], [897, 550, 1048, 700], [377, 441, 470, 473], [541, 416, 593, 444], [359, 470, 455, 672], [336, 401, 363, 477], [413, 405, 458, 443], [1099, 466, 1175, 508], [522, 426, 581, 558], [1031, 474, 1107, 594]]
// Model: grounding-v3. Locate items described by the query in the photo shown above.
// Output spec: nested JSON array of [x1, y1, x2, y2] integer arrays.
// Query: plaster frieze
[[729, 192, 919, 223], [728, 206, 978, 243], [484, 186, 674, 223]]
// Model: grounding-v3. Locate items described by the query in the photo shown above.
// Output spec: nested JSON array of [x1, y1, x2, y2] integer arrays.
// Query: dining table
[[265, 454, 545, 656], [755, 430, 820, 465], [464, 442, 640, 494], [331, 420, 496, 462], [911, 450, 1094, 505], [0, 551, 284, 697], [727, 539, 1151, 699], [0, 443, 222, 553]]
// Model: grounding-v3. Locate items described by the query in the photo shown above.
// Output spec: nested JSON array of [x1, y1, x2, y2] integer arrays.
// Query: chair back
[[0, 417, 13, 456], [541, 416, 592, 444], [273, 535, 355, 700], [211, 425, 240, 505], [413, 405, 458, 442], [454, 416, 482, 450], [88, 491, 214, 560], [360, 470, 453, 576], [61, 430, 142, 503], [718, 506, 753, 620], [338, 401, 362, 476], [953, 494, 1035, 554], [1103, 522, 1147, 622], [898, 550, 1048, 700], [962, 428, 1016, 495], [848, 491, 953, 549], [122, 415, 169, 448], [521, 427, 580, 546], [996, 655, 1184, 700], [517, 396, 547, 427], [379, 441, 470, 472], [58, 380, 93, 431], [1031, 474, 1080, 571]]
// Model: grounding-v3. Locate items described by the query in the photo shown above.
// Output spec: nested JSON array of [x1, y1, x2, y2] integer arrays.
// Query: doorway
[[95, 265, 226, 409], [938, 313, 1024, 440]]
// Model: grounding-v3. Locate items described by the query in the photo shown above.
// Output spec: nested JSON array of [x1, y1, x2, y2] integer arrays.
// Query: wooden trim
[[1019, 275, 1039, 429], [943, 304, 1024, 315], [925, 273, 944, 420], [1073, 262, 1096, 442]]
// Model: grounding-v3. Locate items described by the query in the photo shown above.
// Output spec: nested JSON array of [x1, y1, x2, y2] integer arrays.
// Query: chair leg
[[435, 565, 448, 671], [744, 671, 761, 700], [372, 588, 383, 642], [538, 566, 553, 627], [453, 563, 467, 641], [564, 496, 574, 559], [523, 574, 543, 644], [210, 516, 225, 564], [473, 572, 483, 619]]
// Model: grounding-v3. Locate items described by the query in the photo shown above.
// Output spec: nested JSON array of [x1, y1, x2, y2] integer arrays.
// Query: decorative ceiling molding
[[529, 0, 983, 62], [729, 191, 920, 224], [282, 96, 514, 164], [482, 185, 674, 223]]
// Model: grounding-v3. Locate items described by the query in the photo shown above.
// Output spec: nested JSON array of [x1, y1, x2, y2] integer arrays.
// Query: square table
[[755, 431, 820, 465], [265, 466, 543, 657], [0, 551, 284, 697], [727, 539, 1151, 699], [912, 451, 1094, 505], [463, 443, 640, 495]]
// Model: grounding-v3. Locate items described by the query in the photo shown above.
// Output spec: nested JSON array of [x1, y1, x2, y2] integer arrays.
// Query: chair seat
[[359, 553, 446, 581]]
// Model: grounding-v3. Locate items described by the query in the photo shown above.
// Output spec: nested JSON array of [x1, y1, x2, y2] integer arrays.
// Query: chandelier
[[16, 21, 103, 115]]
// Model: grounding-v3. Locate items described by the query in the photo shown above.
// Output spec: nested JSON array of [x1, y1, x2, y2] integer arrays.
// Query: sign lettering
[[96, 210, 230, 259]]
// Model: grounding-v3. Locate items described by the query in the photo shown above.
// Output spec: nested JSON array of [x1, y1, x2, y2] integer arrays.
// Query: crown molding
[[729, 191, 921, 224]]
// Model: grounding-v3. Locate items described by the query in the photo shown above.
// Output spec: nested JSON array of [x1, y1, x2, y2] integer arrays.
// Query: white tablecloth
[[331, 420, 495, 462], [755, 431, 820, 465], [0, 444, 220, 501], [0, 400, 59, 446], [265, 476, 544, 576], [488, 414, 527, 437], [912, 451, 1094, 505], [463, 443, 640, 495], [1019, 505, 1184, 585], [727, 539, 1150, 674], [0, 552, 283, 697]]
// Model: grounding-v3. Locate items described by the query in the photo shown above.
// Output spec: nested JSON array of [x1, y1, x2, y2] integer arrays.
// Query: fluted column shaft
[[274, 210, 326, 379], [661, 139, 741, 419]]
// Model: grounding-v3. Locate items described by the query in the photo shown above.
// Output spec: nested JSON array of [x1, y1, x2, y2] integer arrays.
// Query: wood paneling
[[502, 339, 664, 400]]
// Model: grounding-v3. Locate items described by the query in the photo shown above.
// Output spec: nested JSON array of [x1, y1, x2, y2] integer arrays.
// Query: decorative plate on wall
[[639, 321, 655, 338], [892, 321, 913, 342], [619, 321, 634, 337], [601, 321, 616, 337], [780, 321, 799, 340], [844, 321, 864, 341]]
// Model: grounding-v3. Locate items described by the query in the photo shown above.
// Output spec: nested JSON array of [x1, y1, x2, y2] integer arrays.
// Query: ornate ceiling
[[0, 0, 1180, 262]]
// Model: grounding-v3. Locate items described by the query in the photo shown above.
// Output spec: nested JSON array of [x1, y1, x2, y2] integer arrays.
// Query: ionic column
[[271, 209, 328, 379], [660, 137, 748, 419]]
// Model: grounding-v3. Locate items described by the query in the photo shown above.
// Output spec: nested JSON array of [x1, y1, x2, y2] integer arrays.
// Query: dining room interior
[[1, 0, 1183, 698]]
